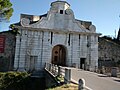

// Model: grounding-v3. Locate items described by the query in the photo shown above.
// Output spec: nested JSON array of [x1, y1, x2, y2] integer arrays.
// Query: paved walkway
[[71, 68, 120, 90]]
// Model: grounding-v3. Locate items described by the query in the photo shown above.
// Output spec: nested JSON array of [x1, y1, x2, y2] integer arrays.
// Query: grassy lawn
[[46, 75, 78, 90], [47, 83, 78, 90]]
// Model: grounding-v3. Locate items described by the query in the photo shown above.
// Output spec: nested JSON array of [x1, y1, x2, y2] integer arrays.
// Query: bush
[[0, 71, 30, 90]]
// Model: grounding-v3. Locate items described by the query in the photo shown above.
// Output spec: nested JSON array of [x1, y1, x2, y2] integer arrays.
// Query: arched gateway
[[13, 0, 99, 72], [52, 45, 66, 66]]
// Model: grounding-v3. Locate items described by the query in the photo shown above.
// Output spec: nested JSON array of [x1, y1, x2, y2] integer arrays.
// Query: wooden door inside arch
[[52, 45, 66, 66]]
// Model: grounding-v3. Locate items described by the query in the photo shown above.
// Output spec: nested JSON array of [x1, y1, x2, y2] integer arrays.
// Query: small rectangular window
[[60, 10, 63, 14]]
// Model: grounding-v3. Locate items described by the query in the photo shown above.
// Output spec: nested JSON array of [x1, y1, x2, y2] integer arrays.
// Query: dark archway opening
[[80, 58, 86, 69], [52, 45, 66, 66]]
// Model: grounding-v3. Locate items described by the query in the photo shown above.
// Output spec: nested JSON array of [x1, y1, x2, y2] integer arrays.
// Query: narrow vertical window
[[20, 38, 21, 42], [68, 34, 70, 46], [87, 36, 89, 43], [87, 36, 90, 47], [79, 34, 80, 46], [51, 32, 53, 44]]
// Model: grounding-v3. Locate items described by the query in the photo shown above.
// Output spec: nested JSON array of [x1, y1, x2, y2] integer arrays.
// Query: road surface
[[71, 68, 120, 90]]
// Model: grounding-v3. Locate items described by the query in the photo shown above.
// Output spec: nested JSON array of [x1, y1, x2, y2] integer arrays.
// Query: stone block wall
[[13, 27, 99, 72], [0, 31, 16, 71], [98, 37, 120, 68]]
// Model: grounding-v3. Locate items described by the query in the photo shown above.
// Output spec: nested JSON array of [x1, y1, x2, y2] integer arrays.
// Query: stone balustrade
[[45, 63, 71, 84], [45, 63, 92, 90]]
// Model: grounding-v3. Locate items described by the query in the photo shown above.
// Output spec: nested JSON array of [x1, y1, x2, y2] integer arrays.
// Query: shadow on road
[[98, 75, 109, 77], [113, 79, 120, 83]]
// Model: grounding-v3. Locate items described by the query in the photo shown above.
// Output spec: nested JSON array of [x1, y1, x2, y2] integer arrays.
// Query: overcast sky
[[0, 0, 120, 37]]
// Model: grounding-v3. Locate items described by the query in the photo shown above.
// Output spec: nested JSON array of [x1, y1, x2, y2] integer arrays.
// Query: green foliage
[[56, 75, 64, 82], [9, 24, 15, 29], [47, 84, 78, 90], [9, 24, 20, 34], [0, 0, 13, 21], [0, 71, 30, 90]]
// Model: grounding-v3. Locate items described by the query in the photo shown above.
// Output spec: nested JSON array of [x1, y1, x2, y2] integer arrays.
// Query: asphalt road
[[71, 68, 120, 90]]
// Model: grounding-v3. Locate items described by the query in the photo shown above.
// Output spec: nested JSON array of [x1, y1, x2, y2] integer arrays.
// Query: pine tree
[[0, 0, 13, 22]]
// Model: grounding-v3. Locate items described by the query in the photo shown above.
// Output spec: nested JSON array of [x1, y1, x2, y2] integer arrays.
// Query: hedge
[[0, 71, 30, 90]]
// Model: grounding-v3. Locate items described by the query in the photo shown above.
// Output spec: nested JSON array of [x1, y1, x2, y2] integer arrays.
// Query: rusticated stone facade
[[0, 31, 16, 71], [98, 37, 120, 68], [13, 0, 100, 72]]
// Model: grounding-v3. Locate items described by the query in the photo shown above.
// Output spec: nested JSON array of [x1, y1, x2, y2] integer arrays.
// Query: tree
[[117, 28, 120, 41], [0, 0, 13, 22]]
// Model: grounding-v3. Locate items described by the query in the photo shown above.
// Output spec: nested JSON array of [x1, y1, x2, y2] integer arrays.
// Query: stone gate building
[[13, 0, 100, 71]]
